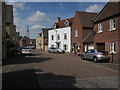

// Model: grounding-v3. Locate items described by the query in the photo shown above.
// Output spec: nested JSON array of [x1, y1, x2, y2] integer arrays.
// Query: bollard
[[111, 52, 113, 63]]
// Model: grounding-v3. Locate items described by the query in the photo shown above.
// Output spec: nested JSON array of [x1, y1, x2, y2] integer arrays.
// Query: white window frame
[[75, 30, 78, 37], [64, 33, 67, 39], [110, 19, 116, 31], [51, 35, 54, 40], [53, 24, 56, 29], [98, 23, 102, 33], [64, 20, 69, 27], [64, 44, 67, 51], [110, 43, 116, 53], [57, 34, 60, 40]]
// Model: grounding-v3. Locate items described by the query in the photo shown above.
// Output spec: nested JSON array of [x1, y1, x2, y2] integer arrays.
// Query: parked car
[[27, 46, 35, 49], [21, 47, 31, 55], [17, 47, 23, 53], [81, 49, 110, 62], [48, 47, 65, 53]]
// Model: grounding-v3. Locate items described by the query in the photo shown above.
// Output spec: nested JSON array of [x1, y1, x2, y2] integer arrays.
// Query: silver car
[[81, 49, 110, 62], [48, 47, 65, 53], [21, 47, 31, 55]]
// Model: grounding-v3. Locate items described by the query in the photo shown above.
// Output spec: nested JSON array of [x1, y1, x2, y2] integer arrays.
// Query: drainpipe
[[111, 52, 113, 63]]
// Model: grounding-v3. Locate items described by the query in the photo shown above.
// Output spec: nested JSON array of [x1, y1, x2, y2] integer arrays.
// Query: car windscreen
[[51, 47, 56, 49], [22, 47, 30, 49]]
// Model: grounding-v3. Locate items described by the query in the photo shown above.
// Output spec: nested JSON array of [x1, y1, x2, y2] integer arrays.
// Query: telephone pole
[[27, 25, 29, 38]]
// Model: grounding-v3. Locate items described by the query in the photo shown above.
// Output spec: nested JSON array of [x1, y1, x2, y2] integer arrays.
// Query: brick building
[[36, 33, 42, 50], [93, 2, 120, 63], [20, 36, 36, 48], [2, 2, 7, 59], [72, 11, 97, 54]]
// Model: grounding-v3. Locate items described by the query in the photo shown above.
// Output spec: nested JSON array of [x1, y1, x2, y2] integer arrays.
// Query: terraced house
[[49, 17, 74, 52], [93, 2, 120, 63], [72, 11, 97, 54]]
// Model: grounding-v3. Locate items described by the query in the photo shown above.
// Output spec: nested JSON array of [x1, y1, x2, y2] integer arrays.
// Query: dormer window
[[53, 23, 56, 29], [64, 20, 69, 27]]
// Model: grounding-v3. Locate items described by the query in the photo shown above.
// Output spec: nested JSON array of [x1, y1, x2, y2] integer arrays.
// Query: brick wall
[[72, 13, 93, 53], [94, 16, 120, 63], [72, 13, 83, 53]]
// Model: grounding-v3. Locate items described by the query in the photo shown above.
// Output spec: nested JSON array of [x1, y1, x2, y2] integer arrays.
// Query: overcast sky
[[6, 2, 107, 39]]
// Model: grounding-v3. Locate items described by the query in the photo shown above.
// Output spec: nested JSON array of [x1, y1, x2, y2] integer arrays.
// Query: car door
[[52, 47, 57, 53], [86, 50, 91, 59], [84, 50, 91, 59], [89, 50, 95, 60], [51, 47, 54, 52]]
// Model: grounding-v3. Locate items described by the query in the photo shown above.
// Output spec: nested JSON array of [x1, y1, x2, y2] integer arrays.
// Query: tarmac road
[[2, 49, 119, 88]]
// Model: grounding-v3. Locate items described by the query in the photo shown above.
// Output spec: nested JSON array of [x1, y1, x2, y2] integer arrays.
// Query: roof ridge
[[76, 11, 98, 14], [82, 30, 94, 43], [93, 2, 110, 22]]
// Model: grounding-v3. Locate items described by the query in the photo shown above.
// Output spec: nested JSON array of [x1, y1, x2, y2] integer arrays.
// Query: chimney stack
[[57, 16, 61, 22]]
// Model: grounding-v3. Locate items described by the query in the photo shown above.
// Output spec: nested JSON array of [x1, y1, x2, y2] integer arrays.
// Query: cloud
[[7, 2, 25, 10], [29, 24, 44, 38], [27, 11, 50, 24], [30, 24, 44, 31], [85, 4, 104, 13], [13, 8, 18, 16], [16, 25, 27, 36]]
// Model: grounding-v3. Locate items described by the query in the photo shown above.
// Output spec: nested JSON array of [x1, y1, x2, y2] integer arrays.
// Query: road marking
[[33, 62, 42, 88]]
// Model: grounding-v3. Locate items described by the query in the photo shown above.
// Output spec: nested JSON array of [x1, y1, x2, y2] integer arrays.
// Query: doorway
[[96, 43, 105, 51]]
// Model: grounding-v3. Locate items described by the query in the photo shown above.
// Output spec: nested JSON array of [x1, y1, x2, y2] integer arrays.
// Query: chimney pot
[[57, 16, 61, 22]]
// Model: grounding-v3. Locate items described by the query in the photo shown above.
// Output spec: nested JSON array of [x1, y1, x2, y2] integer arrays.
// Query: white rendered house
[[48, 27, 71, 52]]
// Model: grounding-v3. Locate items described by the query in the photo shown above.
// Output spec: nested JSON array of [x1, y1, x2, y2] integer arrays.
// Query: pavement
[[2, 49, 119, 88]]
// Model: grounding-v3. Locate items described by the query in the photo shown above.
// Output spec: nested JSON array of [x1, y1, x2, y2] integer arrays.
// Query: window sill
[[97, 31, 103, 34], [109, 28, 116, 32]]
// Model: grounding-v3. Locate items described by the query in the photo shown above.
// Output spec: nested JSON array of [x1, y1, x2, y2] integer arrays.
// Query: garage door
[[88, 44, 94, 50]]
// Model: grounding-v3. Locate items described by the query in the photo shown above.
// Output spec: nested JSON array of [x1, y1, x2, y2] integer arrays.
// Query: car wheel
[[57, 51, 60, 54], [93, 57, 98, 62], [81, 55, 84, 60]]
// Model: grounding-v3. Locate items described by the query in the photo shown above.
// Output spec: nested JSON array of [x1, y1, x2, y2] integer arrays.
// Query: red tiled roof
[[55, 17, 74, 28], [94, 2, 120, 22], [76, 11, 98, 27]]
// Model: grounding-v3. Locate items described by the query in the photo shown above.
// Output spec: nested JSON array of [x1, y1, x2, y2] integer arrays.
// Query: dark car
[[16, 47, 23, 53]]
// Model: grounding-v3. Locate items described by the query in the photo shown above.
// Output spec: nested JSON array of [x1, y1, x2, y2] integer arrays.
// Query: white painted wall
[[49, 27, 71, 52], [88, 44, 94, 50]]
